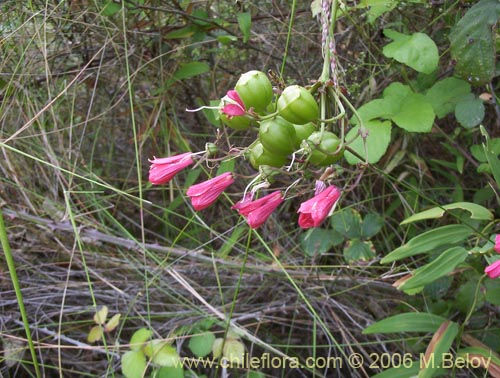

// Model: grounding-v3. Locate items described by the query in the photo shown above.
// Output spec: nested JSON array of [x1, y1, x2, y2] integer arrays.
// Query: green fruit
[[235, 70, 273, 112], [277, 85, 319, 125], [247, 142, 287, 169], [306, 131, 343, 166], [293, 122, 316, 148], [259, 116, 297, 156]]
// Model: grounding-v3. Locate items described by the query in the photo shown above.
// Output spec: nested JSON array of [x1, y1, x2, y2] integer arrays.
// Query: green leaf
[[344, 239, 376, 262], [361, 213, 384, 238], [457, 347, 500, 373], [188, 332, 215, 358], [455, 280, 485, 314], [237, 12, 252, 43], [380, 224, 473, 263], [164, 26, 197, 40], [121, 350, 147, 378], [345, 120, 392, 164], [391, 92, 435, 132], [170, 62, 210, 84], [351, 98, 395, 125], [419, 321, 459, 378], [331, 208, 363, 239], [400, 247, 468, 292], [218, 225, 246, 258], [383, 30, 439, 74], [130, 328, 153, 351], [94, 306, 108, 325], [157, 365, 184, 378], [455, 96, 485, 128], [357, 0, 398, 24], [146, 341, 180, 367], [449, 0, 500, 86], [101, 1, 121, 17], [105, 313, 121, 332], [223, 339, 245, 366], [216, 34, 238, 45], [400, 202, 493, 225], [424, 78, 471, 118], [485, 279, 500, 306], [363, 313, 448, 334], [481, 126, 500, 189], [87, 326, 104, 343], [300, 228, 343, 256]]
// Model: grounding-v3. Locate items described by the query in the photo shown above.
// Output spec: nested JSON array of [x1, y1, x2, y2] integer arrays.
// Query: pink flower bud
[[148, 153, 193, 185], [297, 185, 341, 229], [232, 190, 283, 229], [495, 234, 500, 254], [485, 259, 500, 279], [221, 90, 246, 117], [186, 172, 234, 211]]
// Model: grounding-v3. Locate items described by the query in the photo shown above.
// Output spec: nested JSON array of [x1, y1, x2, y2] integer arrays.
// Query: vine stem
[[0, 210, 42, 378]]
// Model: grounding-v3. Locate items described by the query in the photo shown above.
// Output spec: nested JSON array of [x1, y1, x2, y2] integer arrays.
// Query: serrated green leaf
[[237, 12, 251, 43], [381, 224, 473, 263], [400, 247, 468, 292], [449, 0, 500, 86], [188, 332, 215, 358], [455, 97, 485, 128], [419, 321, 459, 378], [401, 202, 493, 225], [121, 350, 147, 378], [344, 239, 376, 262], [383, 30, 439, 74], [425, 78, 471, 118], [345, 120, 392, 164], [363, 313, 448, 334]]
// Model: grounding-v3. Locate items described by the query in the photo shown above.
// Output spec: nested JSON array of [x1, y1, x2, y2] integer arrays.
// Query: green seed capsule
[[247, 142, 287, 169], [277, 85, 319, 125], [259, 116, 297, 156], [235, 70, 273, 112], [305, 131, 343, 166]]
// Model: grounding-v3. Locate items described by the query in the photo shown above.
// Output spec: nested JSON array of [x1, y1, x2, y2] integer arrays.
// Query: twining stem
[[0, 210, 41, 378]]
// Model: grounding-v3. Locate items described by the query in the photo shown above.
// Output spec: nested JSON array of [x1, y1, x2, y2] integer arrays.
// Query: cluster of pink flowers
[[148, 152, 341, 229], [485, 234, 500, 279]]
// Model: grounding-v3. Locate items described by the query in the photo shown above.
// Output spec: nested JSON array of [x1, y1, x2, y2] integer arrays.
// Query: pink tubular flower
[[222, 90, 246, 117], [186, 172, 234, 211], [297, 185, 341, 229], [485, 260, 500, 279], [232, 191, 283, 229], [495, 235, 500, 254], [148, 152, 193, 185]]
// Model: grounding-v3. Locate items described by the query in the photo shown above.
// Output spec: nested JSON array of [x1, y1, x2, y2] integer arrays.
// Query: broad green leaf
[[121, 350, 147, 378], [130, 328, 153, 351], [400, 247, 468, 292], [380, 224, 473, 263], [345, 120, 392, 164], [358, 0, 398, 24], [419, 321, 459, 378], [481, 126, 500, 189], [383, 30, 439, 74], [363, 313, 447, 334], [216, 34, 238, 44], [455, 280, 485, 314], [424, 78, 471, 118], [164, 25, 197, 40], [449, 0, 500, 86], [351, 98, 395, 125], [391, 92, 435, 132], [344, 239, 376, 262], [237, 12, 252, 43], [331, 208, 362, 238], [300, 228, 342, 256], [455, 96, 485, 128], [145, 340, 180, 367], [188, 331, 215, 357], [400, 202, 493, 225], [361, 213, 384, 238], [372, 361, 420, 378]]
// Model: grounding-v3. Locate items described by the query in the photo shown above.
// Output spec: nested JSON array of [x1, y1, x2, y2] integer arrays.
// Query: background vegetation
[[0, 1, 499, 377]]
